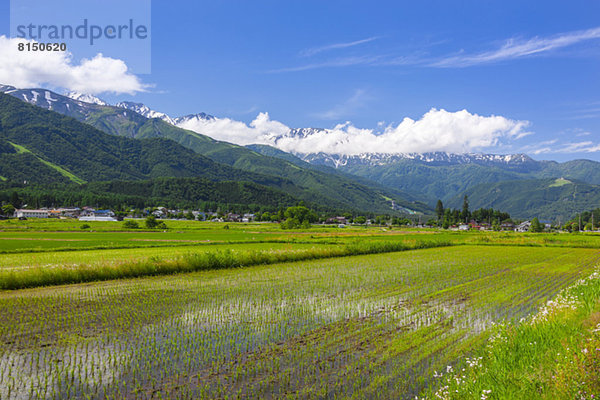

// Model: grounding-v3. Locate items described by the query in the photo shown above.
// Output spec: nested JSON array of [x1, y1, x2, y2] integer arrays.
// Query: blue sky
[[1, 0, 599, 160]]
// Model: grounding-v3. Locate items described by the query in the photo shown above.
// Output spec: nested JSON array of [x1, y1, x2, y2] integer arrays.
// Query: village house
[[326, 216, 347, 225], [15, 209, 49, 219], [79, 209, 117, 222], [193, 211, 206, 221], [516, 221, 531, 232], [226, 213, 241, 222], [479, 222, 491, 231], [242, 213, 255, 223]]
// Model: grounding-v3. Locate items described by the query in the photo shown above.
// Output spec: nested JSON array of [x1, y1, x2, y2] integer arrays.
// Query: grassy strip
[[0, 239, 452, 290], [0, 239, 342, 255], [424, 269, 600, 400]]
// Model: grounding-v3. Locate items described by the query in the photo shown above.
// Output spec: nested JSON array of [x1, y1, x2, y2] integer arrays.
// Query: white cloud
[[273, 27, 600, 72], [177, 108, 531, 155], [176, 112, 288, 146], [0, 36, 148, 94], [300, 37, 380, 57], [267, 55, 386, 73], [518, 138, 600, 154], [559, 141, 600, 153], [431, 26, 600, 67], [279, 109, 529, 154]]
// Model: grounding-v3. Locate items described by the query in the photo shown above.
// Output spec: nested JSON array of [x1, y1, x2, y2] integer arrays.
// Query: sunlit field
[[0, 220, 599, 399]]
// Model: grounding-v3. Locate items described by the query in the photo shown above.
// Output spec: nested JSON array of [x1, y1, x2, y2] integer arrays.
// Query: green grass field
[[0, 220, 599, 399]]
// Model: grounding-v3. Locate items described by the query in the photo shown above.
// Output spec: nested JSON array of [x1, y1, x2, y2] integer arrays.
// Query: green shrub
[[123, 220, 140, 229]]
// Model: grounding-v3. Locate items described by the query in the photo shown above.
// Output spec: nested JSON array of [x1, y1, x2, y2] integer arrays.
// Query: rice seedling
[[0, 245, 596, 399]]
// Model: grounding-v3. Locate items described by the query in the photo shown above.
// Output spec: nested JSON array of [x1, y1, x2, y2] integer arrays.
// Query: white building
[[516, 221, 531, 232], [79, 216, 118, 222], [16, 209, 49, 218]]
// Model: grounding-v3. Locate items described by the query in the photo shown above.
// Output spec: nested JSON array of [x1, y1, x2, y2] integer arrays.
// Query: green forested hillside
[[0, 177, 303, 212], [0, 94, 268, 183], [0, 93, 419, 214], [339, 161, 526, 203], [119, 118, 427, 213], [317, 157, 600, 207], [448, 178, 600, 221], [246, 144, 425, 204]]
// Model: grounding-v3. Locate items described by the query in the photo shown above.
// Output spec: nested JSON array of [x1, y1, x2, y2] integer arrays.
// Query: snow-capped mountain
[[0, 84, 16, 93], [173, 113, 216, 125], [0, 85, 93, 114], [114, 103, 216, 127], [0, 83, 546, 173], [287, 127, 326, 139], [66, 92, 107, 106], [300, 152, 536, 168], [116, 101, 176, 125]]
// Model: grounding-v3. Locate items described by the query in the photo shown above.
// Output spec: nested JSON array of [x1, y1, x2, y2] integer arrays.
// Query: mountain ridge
[[0, 91, 420, 214], [5, 84, 600, 219]]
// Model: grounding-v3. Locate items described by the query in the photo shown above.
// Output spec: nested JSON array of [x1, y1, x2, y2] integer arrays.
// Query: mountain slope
[[448, 178, 600, 221], [246, 144, 427, 204], [0, 93, 268, 183], [6, 84, 600, 214], [1, 177, 301, 211], [301, 152, 600, 205], [1, 87, 426, 214], [0, 93, 420, 213]]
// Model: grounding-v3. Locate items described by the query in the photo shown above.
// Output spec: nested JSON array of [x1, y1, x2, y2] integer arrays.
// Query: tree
[[354, 216, 367, 225], [123, 220, 140, 229], [185, 211, 195, 220], [156, 221, 168, 229], [530, 217, 543, 233], [145, 215, 159, 229], [280, 217, 301, 230], [1, 204, 15, 216], [284, 206, 317, 224], [462, 195, 470, 223], [435, 200, 444, 223], [9, 191, 22, 208], [492, 219, 500, 231], [261, 212, 272, 222], [280, 206, 317, 229]]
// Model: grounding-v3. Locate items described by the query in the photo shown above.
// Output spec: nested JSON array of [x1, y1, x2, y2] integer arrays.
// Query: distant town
[[3, 205, 585, 233]]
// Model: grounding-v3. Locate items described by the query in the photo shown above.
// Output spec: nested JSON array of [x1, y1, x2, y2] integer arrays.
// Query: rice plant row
[[0, 245, 597, 399]]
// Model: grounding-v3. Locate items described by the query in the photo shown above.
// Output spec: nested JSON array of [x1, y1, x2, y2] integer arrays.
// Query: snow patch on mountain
[[115, 101, 177, 124], [174, 113, 216, 125], [45, 91, 58, 103], [0, 84, 16, 93], [66, 92, 107, 106], [300, 152, 536, 168]]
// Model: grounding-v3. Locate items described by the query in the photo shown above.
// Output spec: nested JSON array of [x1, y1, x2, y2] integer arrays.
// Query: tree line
[[434, 196, 511, 229]]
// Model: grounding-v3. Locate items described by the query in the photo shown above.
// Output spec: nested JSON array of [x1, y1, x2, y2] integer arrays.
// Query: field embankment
[[0, 238, 452, 290]]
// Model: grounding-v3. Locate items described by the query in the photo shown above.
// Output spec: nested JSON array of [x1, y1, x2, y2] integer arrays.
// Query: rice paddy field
[[0, 219, 600, 399]]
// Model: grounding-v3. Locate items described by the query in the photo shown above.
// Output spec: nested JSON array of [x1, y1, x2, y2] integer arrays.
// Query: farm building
[[15, 209, 49, 218], [516, 221, 531, 232]]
